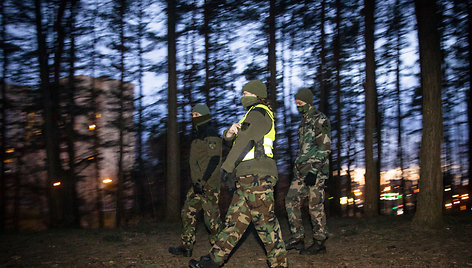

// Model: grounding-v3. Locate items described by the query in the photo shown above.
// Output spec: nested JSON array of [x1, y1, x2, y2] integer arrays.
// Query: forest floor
[[1, 212, 471, 268]]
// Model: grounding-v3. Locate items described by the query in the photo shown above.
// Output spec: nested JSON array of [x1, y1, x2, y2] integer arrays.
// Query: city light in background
[[336, 166, 471, 216]]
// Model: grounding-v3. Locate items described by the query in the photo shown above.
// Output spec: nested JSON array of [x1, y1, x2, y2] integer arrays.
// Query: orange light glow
[[444, 203, 452, 209], [53, 182, 61, 187], [414, 189, 419, 193], [6, 148, 14, 153], [353, 189, 362, 196], [383, 186, 391, 192], [96, 114, 102, 118], [461, 194, 469, 200], [460, 205, 467, 211], [89, 124, 96, 130], [102, 178, 112, 184]]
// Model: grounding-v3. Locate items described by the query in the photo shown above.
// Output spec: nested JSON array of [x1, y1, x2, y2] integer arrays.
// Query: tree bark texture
[[115, 0, 126, 228], [64, 0, 80, 227], [35, 0, 64, 227], [413, 0, 444, 229], [318, 0, 329, 116], [268, 0, 277, 109], [203, 0, 211, 108], [132, 0, 146, 217], [166, 0, 181, 222], [331, 0, 342, 217], [363, 0, 379, 217], [467, 0, 472, 197], [0, 0, 7, 233]]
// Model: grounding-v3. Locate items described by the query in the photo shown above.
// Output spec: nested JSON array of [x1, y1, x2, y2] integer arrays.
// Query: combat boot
[[300, 239, 326, 255], [168, 245, 192, 257], [189, 255, 219, 268], [285, 237, 305, 251]]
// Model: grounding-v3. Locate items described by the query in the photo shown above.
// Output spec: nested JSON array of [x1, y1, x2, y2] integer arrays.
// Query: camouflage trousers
[[285, 166, 328, 242], [181, 188, 221, 250], [210, 174, 288, 268]]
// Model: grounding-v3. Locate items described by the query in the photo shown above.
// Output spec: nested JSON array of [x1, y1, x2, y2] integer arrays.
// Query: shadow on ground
[[1, 213, 471, 267]]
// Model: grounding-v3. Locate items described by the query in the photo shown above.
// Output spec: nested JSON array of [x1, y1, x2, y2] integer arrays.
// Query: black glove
[[193, 182, 204, 195], [304, 172, 317, 186], [220, 169, 236, 191]]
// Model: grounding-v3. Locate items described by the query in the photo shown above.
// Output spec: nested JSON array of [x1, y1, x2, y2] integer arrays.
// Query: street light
[[102, 178, 112, 184]]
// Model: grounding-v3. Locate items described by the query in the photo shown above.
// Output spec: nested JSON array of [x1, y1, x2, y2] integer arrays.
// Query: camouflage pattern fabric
[[294, 107, 331, 174], [286, 106, 331, 242], [285, 160, 328, 241], [210, 174, 288, 268], [181, 188, 221, 249]]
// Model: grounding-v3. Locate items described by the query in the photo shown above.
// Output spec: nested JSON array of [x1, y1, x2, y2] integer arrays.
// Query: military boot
[[168, 245, 192, 257], [285, 237, 305, 251], [299, 239, 326, 255], [188, 255, 219, 268]]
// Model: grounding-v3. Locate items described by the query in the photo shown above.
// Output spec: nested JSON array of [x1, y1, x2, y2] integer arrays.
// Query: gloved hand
[[304, 172, 317, 186], [220, 169, 236, 191], [193, 182, 204, 195]]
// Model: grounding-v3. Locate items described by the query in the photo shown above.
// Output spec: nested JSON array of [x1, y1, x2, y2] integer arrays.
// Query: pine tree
[[413, 0, 444, 229], [166, 0, 180, 222], [363, 0, 379, 217]]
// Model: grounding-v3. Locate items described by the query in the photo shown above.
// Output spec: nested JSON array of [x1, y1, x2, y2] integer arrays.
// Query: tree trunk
[[166, 0, 181, 222], [91, 77, 104, 228], [115, 0, 126, 228], [35, 0, 63, 228], [467, 0, 472, 198], [318, 0, 329, 116], [135, 0, 146, 217], [363, 0, 379, 217], [0, 0, 7, 233], [393, 0, 407, 213], [203, 0, 211, 108], [268, 0, 277, 109], [412, 0, 443, 229], [64, 0, 80, 227], [90, 0, 104, 229], [331, 0, 342, 217]]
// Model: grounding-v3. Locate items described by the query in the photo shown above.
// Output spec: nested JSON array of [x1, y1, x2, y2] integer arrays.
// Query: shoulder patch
[[208, 141, 217, 150]]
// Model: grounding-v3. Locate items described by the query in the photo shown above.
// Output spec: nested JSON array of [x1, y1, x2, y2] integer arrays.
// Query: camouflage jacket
[[295, 106, 331, 177]]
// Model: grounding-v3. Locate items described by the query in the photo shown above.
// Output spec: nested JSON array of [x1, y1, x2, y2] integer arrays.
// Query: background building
[[2, 76, 135, 229]]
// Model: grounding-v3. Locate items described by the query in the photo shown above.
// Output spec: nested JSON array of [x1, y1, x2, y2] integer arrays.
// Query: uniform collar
[[303, 105, 317, 117]]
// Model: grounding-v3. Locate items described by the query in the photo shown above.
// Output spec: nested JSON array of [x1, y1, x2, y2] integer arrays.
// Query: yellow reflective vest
[[238, 104, 275, 161]]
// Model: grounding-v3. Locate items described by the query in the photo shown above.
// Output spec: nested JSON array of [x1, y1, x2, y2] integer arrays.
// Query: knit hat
[[242, 80, 267, 99], [192, 104, 210, 116], [294, 88, 313, 105]]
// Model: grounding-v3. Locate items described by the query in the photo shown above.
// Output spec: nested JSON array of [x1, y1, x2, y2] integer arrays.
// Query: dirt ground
[[1, 213, 471, 268]]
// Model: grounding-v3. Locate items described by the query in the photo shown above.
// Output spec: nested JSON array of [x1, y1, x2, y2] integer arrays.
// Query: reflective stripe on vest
[[237, 104, 275, 161]]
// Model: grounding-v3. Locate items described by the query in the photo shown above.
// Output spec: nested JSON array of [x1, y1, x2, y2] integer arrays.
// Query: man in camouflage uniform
[[189, 80, 287, 268], [285, 87, 331, 255], [169, 104, 222, 257]]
